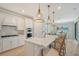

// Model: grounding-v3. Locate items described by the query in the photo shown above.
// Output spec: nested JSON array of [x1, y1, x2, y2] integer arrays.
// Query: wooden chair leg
[[59, 43, 66, 56], [41, 49, 43, 56]]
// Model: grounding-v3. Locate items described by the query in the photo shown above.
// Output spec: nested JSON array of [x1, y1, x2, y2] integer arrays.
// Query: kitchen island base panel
[[25, 42, 43, 56]]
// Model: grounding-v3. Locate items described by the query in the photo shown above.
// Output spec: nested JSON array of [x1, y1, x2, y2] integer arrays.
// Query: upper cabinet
[[0, 12, 6, 30], [3, 15, 25, 30], [25, 18, 33, 28], [0, 11, 25, 30], [2, 15, 17, 26], [16, 17, 25, 30]]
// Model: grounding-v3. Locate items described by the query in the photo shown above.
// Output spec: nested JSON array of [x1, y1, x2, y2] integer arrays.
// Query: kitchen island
[[25, 35, 58, 56]]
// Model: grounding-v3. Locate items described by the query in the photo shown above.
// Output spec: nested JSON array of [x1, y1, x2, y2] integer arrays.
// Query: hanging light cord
[[52, 6, 55, 23], [48, 5, 50, 21], [38, 4, 40, 15]]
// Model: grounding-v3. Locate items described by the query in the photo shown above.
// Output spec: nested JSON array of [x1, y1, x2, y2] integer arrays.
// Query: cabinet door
[[34, 22, 43, 37], [0, 39, 3, 53], [17, 18, 25, 30], [25, 42, 34, 56], [3, 16, 17, 26], [11, 37, 19, 48], [18, 36, 25, 46], [3, 37, 11, 51]]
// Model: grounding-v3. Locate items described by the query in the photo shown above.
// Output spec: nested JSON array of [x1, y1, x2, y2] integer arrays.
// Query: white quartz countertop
[[26, 35, 58, 47]]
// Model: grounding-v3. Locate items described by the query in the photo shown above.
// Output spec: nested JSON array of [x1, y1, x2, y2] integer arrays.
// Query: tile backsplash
[[1, 25, 18, 36]]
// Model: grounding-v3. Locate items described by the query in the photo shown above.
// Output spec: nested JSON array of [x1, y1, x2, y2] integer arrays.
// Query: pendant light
[[47, 5, 52, 24], [34, 4, 43, 23], [52, 8, 55, 24]]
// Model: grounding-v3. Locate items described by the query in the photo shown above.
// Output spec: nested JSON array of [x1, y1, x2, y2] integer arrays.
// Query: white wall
[[55, 21, 75, 39]]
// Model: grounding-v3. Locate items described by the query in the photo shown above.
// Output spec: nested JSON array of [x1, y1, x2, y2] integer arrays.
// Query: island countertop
[[26, 35, 58, 47]]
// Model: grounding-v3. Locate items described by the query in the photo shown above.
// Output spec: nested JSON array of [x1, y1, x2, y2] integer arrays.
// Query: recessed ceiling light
[[73, 8, 77, 10], [57, 6, 62, 10], [22, 10, 25, 12]]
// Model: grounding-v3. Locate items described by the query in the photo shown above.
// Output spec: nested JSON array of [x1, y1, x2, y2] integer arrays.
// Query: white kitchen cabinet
[[0, 36, 25, 53], [11, 36, 25, 49], [0, 18, 2, 30], [34, 22, 43, 37], [11, 37, 19, 49], [0, 12, 5, 30], [25, 41, 43, 56], [18, 35, 25, 46], [33, 45, 42, 56], [3, 15, 17, 26], [2, 37, 11, 51], [0, 39, 3, 53], [16, 18, 25, 30], [25, 42, 34, 56]]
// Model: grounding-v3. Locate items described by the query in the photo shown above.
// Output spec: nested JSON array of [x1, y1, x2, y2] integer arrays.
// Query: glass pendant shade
[[48, 16, 52, 24], [34, 4, 44, 23]]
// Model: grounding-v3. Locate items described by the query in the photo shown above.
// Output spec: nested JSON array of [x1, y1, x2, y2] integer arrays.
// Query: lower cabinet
[[0, 39, 3, 53], [0, 36, 25, 53], [3, 37, 11, 51], [11, 37, 19, 49], [18, 36, 25, 46]]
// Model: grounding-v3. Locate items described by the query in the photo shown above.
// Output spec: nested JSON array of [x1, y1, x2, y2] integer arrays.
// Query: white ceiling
[[0, 3, 79, 23]]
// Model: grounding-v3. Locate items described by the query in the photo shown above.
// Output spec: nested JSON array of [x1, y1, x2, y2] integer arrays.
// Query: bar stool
[[46, 35, 66, 56]]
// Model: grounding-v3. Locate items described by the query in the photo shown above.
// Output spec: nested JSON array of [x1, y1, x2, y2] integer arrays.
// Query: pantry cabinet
[[34, 22, 43, 38]]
